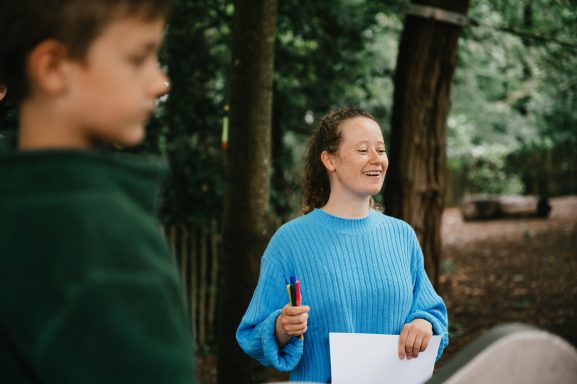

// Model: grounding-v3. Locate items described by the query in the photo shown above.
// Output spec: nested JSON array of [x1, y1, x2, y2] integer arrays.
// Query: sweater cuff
[[261, 309, 304, 371], [405, 311, 448, 360]]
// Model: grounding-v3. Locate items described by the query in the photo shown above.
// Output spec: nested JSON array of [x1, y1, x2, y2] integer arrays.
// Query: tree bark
[[384, 0, 469, 287], [218, 1, 278, 383]]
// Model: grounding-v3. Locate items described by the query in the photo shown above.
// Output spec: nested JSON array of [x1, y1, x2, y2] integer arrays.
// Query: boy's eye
[[129, 55, 148, 66]]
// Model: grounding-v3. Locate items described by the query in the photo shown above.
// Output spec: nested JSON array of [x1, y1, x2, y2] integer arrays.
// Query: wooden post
[[169, 225, 178, 267], [208, 219, 219, 339], [199, 227, 208, 349], [190, 227, 198, 347], [180, 226, 189, 301]]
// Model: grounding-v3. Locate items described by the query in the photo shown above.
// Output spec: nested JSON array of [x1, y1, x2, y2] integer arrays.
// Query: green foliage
[[447, 0, 577, 199], [143, 0, 576, 220], [141, 0, 233, 225], [143, 0, 405, 222], [0, 0, 562, 222]]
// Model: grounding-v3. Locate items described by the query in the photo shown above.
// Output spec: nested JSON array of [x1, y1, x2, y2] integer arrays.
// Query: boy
[[0, 1, 196, 383]]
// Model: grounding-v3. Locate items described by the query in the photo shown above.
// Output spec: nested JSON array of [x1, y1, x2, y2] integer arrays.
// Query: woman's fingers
[[411, 336, 423, 358], [398, 325, 409, 359], [419, 334, 431, 352], [284, 323, 308, 336], [280, 304, 309, 335], [281, 305, 309, 321], [404, 329, 417, 359], [283, 305, 310, 316], [398, 320, 433, 359]]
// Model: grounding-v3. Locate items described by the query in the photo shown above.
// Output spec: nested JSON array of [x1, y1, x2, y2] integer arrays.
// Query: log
[[460, 195, 551, 221]]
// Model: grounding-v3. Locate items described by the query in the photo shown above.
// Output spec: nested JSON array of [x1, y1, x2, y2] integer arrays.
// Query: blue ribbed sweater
[[236, 208, 448, 383]]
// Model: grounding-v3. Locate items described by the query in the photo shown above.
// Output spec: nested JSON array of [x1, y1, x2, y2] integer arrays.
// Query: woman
[[236, 108, 448, 382]]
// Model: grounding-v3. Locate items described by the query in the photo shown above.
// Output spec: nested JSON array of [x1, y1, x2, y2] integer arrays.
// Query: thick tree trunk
[[384, 0, 469, 287], [217, 1, 278, 383]]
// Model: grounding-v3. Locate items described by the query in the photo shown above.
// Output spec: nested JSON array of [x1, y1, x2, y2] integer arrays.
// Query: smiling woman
[[236, 108, 449, 382], [317, 115, 388, 217]]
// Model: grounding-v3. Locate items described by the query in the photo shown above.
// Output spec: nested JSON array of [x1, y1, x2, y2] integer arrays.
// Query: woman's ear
[[26, 40, 69, 96], [320, 150, 336, 172]]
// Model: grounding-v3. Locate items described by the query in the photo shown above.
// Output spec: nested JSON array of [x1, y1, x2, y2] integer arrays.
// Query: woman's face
[[324, 116, 388, 199]]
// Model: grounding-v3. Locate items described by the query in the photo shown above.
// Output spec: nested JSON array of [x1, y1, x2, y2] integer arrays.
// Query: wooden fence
[[163, 221, 220, 351]]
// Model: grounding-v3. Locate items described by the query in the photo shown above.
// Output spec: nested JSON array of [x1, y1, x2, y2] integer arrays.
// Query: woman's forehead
[[339, 117, 384, 143]]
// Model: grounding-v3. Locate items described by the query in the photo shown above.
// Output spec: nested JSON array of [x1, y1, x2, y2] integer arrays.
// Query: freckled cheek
[[382, 157, 389, 174]]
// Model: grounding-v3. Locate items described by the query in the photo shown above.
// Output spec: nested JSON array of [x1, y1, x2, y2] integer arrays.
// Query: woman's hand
[[275, 304, 310, 347], [398, 318, 433, 360]]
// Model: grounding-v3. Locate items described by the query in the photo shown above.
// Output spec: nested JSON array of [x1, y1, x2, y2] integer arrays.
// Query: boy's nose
[[152, 66, 170, 98]]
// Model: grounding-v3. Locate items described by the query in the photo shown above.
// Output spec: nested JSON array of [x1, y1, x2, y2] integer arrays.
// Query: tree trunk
[[383, 0, 469, 287], [218, 0, 278, 383]]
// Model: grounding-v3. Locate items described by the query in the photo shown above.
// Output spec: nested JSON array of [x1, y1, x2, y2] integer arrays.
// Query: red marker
[[295, 280, 302, 306]]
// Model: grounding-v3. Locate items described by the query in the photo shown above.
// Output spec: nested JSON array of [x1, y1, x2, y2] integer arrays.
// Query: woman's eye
[[379, 149, 386, 154], [358, 149, 368, 153]]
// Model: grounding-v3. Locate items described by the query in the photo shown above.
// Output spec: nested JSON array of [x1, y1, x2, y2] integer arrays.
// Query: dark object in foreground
[[427, 323, 577, 384], [460, 195, 551, 221]]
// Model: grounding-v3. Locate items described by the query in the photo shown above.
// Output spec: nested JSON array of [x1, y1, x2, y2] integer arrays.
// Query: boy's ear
[[26, 40, 69, 95], [320, 150, 336, 172]]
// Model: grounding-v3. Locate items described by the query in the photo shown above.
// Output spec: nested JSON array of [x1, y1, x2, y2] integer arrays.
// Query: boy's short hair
[[0, 0, 172, 104]]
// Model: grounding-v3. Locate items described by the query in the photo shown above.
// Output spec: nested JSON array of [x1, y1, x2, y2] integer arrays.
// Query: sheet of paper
[[329, 333, 441, 384]]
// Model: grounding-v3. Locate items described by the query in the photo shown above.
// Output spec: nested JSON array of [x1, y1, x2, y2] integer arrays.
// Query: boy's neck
[[18, 100, 92, 150]]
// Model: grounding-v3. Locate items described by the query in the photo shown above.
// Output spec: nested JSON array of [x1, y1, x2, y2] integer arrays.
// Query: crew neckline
[[308, 208, 381, 234]]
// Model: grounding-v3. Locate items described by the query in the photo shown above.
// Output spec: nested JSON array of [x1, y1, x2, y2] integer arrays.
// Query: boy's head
[[0, 0, 173, 148], [0, 0, 172, 104]]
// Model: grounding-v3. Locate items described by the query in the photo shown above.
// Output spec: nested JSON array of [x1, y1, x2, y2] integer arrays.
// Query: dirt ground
[[437, 195, 577, 367], [199, 196, 577, 382]]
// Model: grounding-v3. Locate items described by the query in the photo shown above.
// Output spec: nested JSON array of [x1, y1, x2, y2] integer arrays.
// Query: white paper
[[329, 333, 441, 384]]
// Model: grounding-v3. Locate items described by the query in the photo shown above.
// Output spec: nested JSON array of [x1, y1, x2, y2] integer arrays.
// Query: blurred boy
[[0, 1, 196, 382]]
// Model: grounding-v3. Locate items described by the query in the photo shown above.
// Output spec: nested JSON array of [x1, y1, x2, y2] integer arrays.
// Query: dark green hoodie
[[0, 150, 196, 383]]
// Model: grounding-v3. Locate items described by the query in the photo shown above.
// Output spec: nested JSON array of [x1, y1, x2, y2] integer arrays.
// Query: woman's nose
[[369, 148, 380, 163]]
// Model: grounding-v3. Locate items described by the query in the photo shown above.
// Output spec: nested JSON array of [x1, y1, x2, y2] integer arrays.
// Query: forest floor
[[436, 195, 577, 367], [199, 195, 577, 383]]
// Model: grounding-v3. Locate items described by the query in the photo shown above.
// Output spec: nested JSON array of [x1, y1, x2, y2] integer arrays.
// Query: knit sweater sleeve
[[404, 230, 449, 359], [236, 237, 303, 371]]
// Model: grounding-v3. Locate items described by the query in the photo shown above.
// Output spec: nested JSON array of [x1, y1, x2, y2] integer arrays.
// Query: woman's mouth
[[363, 170, 382, 177]]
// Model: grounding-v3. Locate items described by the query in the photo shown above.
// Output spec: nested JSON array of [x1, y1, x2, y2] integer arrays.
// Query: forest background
[[147, 0, 576, 226], [0, 0, 575, 383]]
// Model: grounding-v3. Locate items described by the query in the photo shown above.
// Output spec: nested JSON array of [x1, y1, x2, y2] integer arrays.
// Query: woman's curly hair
[[301, 107, 377, 214]]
